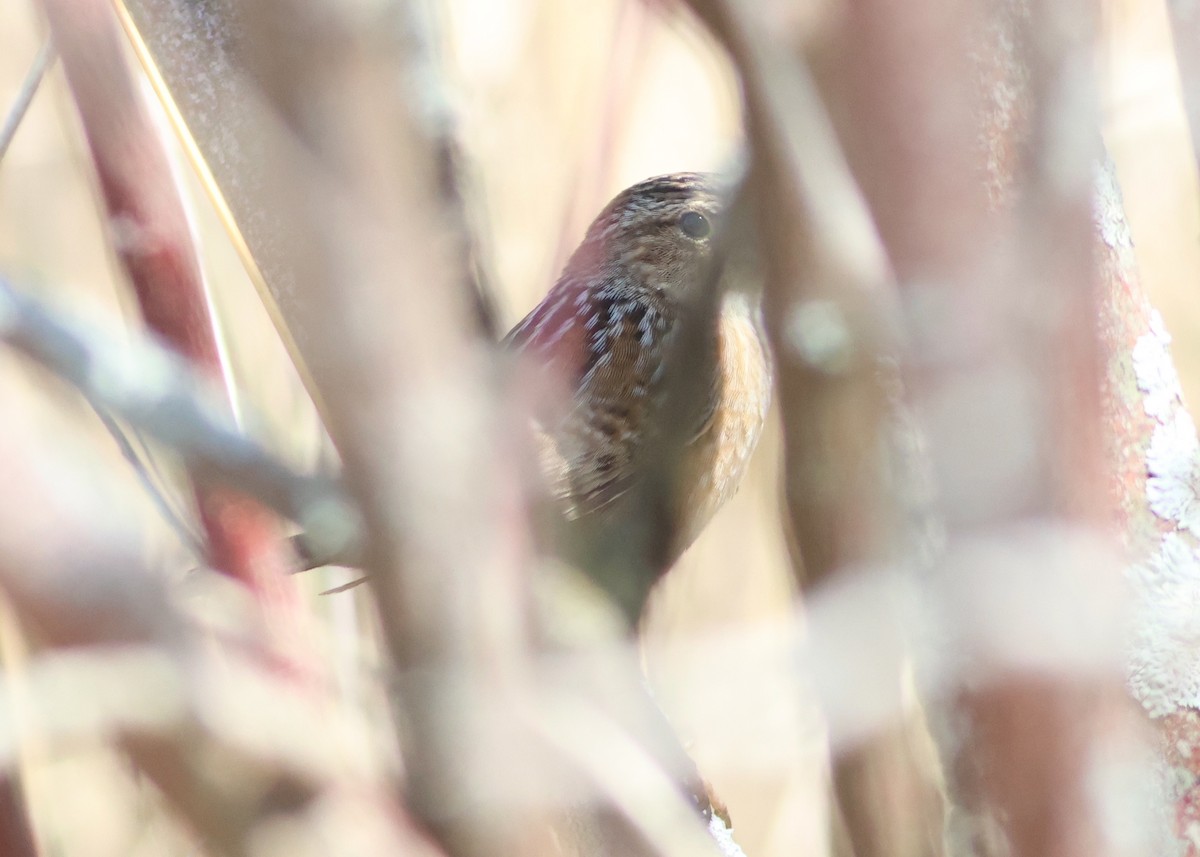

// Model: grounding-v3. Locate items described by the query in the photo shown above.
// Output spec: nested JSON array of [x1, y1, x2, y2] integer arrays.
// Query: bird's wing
[[561, 292, 665, 516], [507, 278, 726, 521], [506, 282, 668, 516], [501, 281, 591, 393]]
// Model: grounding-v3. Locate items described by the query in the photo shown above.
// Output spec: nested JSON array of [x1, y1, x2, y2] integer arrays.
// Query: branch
[[38, 0, 312, 667], [673, 4, 945, 856], [797, 0, 1136, 855], [113, 3, 748, 853], [0, 39, 53, 164], [203, 2, 733, 853], [194, 2, 551, 853], [0, 367, 432, 857], [0, 40, 48, 834], [113, 0, 500, 392], [0, 275, 359, 565], [1097, 12, 1200, 842], [1094, 163, 1188, 856]]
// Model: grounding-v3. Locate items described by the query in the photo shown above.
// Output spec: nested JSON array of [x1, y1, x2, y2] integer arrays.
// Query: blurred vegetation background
[[0, 1, 1196, 854]]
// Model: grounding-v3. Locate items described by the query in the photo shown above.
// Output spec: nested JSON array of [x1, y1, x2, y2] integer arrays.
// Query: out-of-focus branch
[[0, 276, 359, 565], [196, 3, 542, 854], [111, 2, 743, 854], [786, 0, 1135, 855], [0, 371, 431, 857], [1104, 8, 1200, 847], [0, 35, 45, 822], [406, 0, 501, 341], [938, 5, 1137, 856], [38, 0, 308, 664], [680, 0, 898, 589], [1166, 1, 1200, 175], [673, 4, 945, 857], [204, 2, 732, 853], [113, 0, 500, 371], [0, 40, 53, 165]]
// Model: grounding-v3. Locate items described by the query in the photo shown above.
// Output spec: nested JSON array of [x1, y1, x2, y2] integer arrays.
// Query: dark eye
[[678, 210, 711, 240]]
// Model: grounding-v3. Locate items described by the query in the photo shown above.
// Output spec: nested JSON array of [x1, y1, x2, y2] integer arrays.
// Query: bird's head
[[565, 172, 726, 300]]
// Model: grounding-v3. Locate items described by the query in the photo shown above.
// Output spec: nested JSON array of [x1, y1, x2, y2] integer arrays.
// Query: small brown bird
[[505, 173, 772, 621]]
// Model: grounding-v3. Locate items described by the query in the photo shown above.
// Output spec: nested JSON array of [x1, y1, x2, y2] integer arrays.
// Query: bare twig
[[0, 275, 359, 564], [111, 2, 739, 854], [0, 40, 53, 165], [672, 4, 945, 856], [677, 2, 900, 589], [39, 0, 311, 670], [204, 1, 730, 853], [789, 0, 1135, 854], [92, 405, 205, 555], [204, 2, 539, 853], [406, 0, 501, 340]]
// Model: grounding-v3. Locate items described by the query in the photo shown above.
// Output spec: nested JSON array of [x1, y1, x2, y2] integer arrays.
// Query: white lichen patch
[[1135, 313, 1200, 536], [1094, 159, 1136, 267], [1129, 310, 1200, 715], [708, 813, 747, 857], [1129, 534, 1200, 715], [1133, 310, 1186, 422], [1147, 411, 1200, 535]]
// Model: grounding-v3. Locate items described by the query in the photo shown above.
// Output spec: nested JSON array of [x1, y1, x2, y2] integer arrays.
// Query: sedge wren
[[505, 173, 772, 621]]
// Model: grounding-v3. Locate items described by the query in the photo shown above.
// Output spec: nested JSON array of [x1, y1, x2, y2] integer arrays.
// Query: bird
[[504, 172, 772, 623]]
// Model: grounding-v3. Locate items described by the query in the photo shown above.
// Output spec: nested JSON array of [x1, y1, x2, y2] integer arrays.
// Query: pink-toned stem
[[38, 0, 303, 655]]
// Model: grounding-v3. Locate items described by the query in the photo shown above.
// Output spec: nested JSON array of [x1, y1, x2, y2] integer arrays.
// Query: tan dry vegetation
[[0, 1, 1197, 856]]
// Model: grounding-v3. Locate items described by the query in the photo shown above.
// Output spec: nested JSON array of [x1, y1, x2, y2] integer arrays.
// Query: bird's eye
[[678, 210, 711, 240]]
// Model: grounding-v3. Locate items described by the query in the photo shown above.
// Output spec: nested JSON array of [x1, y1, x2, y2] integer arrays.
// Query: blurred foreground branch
[[1108, 5, 1200, 846], [39, 0, 316, 670], [18, 0, 1192, 855], [199, 1, 731, 855], [0, 276, 358, 564], [0, 365, 432, 857], [674, 3, 944, 856], [0, 39, 53, 165], [788, 0, 1149, 854], [677, 0, 1161, 856]]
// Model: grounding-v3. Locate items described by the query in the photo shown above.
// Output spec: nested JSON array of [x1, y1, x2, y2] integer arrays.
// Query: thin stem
[[0, 40, 54, 165], [0, 275, 361, 564], [91, 404, 205, 556]]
